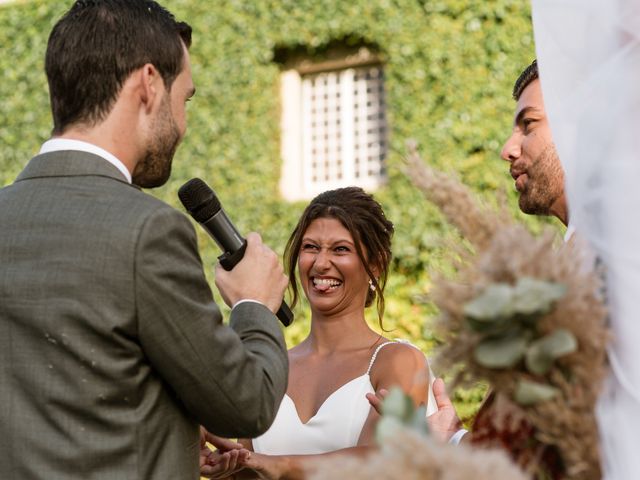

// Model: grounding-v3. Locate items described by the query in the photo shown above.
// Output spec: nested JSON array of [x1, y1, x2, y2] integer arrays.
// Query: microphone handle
[[275, 302, 294, 327]]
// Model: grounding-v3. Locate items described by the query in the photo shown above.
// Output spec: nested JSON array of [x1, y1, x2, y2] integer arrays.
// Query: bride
[[202, 187, 437, 479]]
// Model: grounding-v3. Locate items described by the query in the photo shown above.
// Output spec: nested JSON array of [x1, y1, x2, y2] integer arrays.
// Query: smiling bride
[[201, 187, 437, 480]]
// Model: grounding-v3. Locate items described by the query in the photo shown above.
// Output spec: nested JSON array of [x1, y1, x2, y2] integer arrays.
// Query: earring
[[368, 279, 376, 292]]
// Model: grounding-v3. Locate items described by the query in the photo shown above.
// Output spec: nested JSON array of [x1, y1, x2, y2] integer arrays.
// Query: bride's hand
[[367, 379, 464, 443], [200, 427, 250, 479], [238, 452, 289, 480], [365, 388, 388, 415], [200, 447, 251, 479]]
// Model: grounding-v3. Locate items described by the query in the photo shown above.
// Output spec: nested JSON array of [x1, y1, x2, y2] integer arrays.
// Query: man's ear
[[138, 63, 164, 114]]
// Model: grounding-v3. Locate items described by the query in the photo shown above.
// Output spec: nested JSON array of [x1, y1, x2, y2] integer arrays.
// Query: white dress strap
[[366, 341, 397, 375]]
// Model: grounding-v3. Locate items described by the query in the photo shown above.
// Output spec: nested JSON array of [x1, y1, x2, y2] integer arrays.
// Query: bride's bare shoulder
[[370, 341, 428, 377]]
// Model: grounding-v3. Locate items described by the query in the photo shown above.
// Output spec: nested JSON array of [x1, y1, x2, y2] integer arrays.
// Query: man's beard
[[132, 95, 181, 189], [519, 143, 565, 216]]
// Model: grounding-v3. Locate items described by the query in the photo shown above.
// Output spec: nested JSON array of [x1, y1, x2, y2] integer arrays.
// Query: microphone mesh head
[[178, 178, 222, 223]]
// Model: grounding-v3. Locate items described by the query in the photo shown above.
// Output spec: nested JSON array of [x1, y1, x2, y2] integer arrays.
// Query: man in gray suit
[[0, 1, 289, 478]]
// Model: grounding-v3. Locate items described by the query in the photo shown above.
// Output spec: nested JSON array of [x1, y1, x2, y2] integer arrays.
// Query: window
[[279, 49, 387, 200]]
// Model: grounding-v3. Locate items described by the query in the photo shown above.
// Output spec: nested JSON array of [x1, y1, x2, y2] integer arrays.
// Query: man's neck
[[549, 195, 568, 227], [57, 126, 137, 177]]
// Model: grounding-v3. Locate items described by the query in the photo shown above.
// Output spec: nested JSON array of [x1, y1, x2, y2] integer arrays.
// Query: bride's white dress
[[253, 341, 437, 455], [531, 2, 640, 477]]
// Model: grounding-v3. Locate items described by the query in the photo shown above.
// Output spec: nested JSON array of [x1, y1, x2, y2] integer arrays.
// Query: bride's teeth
[[313, 278, 341, 286]]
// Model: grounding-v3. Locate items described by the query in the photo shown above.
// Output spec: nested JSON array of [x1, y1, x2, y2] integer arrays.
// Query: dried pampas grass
[[307, 429, 528, 480]]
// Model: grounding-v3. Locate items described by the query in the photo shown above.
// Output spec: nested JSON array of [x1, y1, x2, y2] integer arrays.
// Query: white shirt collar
[[39, 138, 132, 183], [564, 224, 575, 243]]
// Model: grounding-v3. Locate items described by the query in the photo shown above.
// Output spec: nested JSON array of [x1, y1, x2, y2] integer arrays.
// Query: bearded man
[[501, 60, 568, 226]]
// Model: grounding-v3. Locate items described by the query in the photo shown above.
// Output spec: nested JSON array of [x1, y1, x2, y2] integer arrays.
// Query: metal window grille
[[301, 65, 387, 194]]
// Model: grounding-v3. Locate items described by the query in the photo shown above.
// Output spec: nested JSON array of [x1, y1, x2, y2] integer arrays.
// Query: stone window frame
[[279, 46, 388, 201]]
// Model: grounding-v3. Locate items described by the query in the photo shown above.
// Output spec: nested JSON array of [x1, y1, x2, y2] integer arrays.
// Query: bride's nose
[[313, 249, 331, 270]]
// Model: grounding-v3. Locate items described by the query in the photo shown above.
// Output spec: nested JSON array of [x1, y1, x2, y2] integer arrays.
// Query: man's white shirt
[[39, 138, 132, 183]]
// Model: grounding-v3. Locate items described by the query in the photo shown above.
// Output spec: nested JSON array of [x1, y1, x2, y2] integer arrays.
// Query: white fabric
[[40, 138, 132, 183], [232, 299, 265, 309], [448, 428, 468, 445], [531, 2, 640, 477], [252, 373, 374, 455], [253, 341, 437, 455]]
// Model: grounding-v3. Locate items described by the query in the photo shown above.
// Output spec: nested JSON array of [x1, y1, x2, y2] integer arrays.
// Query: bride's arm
[[200, 439, 372, 480], [367, 378, 466, 443], [356, 342, 430, 444], [237, 445, 373, 480]]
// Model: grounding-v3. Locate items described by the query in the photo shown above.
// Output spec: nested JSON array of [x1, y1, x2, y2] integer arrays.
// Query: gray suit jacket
[[0, 151, 288, 479]]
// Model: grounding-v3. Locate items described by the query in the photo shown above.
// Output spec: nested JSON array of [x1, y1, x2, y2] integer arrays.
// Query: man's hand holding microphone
[[215, 231, 288, 313]]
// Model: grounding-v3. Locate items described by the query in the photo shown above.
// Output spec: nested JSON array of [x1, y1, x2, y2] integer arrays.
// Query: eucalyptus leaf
[[464, 283, 515, 323], [514, 379, 559, 406], [525, 329, 578, 375], [474, 334, 528, 369], [376, 390, 430, 444], [375, 416, 404, 445], [466, 315, 513, 335], [410, 405, 430, 436], [512, 277, 567, 317], [381, 386, 414, 422]]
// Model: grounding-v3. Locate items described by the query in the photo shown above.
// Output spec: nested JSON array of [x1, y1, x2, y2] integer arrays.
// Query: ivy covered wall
[[0, 0, 541, 416]]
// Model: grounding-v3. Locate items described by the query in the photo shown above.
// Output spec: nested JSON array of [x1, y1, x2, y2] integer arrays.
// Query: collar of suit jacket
[[16, 151, 140, 189]]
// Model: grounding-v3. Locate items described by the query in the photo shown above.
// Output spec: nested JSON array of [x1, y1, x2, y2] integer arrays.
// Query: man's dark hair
[[284, 187, 394, 329], [45, 0, 192, 134], [512, 59, 538, 100]]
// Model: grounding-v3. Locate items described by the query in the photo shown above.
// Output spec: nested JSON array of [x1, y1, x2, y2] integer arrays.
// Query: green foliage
[[525, 328, 577, 376], [465, 277, 566, 334], [514, 379, 559, 406], [0, 0, 541, 416]]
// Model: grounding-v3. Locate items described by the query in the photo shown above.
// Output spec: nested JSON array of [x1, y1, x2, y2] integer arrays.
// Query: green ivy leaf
[[514, 379, 559, 406], [525, 328, 578, 375], [473, 334, 528, 369]]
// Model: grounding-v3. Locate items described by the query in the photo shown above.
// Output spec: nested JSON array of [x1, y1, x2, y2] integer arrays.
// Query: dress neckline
[[285, 341, 397, 425], [285, 373, 370, 425]]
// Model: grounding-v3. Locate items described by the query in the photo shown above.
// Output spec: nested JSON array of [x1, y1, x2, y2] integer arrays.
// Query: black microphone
[[178, 178, 293, 327]]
